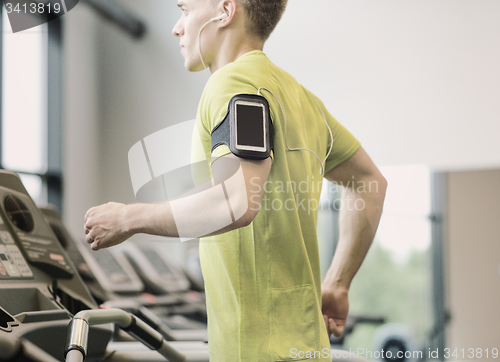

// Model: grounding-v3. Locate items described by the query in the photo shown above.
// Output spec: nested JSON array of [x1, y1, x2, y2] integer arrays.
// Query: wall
[[266, 0, 500, 170], [96, 0, 206, 205], [63, 4, 102, 238], [446, 169, 500, 350], [63, 0, 208, 256]]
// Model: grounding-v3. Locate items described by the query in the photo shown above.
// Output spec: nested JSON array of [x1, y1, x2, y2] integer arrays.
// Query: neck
[[209, 32, 264, 73]]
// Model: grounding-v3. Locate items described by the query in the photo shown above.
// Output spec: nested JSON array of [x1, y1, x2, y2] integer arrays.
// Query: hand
[[321, 285, 349, 338], [84, 202, 133, 251]]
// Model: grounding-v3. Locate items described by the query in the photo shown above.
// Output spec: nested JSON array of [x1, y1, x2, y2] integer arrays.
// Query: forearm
[[323, 179, 386, 290], [125, 202, 177, 237], [85, 155, 269, 250], [125, 182, 250, 239]]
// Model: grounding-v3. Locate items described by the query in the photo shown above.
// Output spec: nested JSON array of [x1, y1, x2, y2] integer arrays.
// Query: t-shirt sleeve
[[200, 69, 273, 161], [318, 98, 361, 175]]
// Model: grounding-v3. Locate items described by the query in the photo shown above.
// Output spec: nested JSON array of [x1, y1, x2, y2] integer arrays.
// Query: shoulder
[[199, 53, 270, 131], [207, 53, 270, 94]]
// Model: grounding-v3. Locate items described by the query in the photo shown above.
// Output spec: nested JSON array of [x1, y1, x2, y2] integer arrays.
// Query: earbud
[[210, 13, 228, 22]]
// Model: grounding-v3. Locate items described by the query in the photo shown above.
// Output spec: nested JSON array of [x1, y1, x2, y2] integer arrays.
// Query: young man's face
[[172, 0, 218, 72]]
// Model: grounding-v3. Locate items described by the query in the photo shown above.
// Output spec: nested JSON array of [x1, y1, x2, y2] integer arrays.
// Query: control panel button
[[6, 244, 33, 277], [49, 253, 65, 262], [0, 244, 21, 277], [0, 231, 15, 244]]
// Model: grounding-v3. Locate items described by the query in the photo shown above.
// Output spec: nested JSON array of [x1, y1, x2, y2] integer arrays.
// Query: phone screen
[[236, 104, 265, 148]]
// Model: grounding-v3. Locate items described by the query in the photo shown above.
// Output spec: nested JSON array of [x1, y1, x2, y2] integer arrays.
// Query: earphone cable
[[258, 87, 333, 175], [198, 19, 213, 76]]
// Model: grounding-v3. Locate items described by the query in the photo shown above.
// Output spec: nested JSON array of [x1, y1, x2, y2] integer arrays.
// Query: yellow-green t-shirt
[[193, 50, 360, 362]]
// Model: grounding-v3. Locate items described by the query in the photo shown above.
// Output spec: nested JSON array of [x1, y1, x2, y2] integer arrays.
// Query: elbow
[[235, 205, 258, 229], [237, 213, 255, 228], [380, 174, 388, 194], [376, 174, 388, 205], [232, 193, 259, 229], [232, 212, 255, 230], [364, 172, 387, 205]]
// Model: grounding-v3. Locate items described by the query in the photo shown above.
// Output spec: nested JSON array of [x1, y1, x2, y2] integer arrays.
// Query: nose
[[172, 17, 183, 37]]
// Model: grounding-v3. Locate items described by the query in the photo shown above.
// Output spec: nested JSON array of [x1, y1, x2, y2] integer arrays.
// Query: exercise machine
[[40, 206, 208, 341], [120, 242, 206, 328], [0, 170, 209, 361]]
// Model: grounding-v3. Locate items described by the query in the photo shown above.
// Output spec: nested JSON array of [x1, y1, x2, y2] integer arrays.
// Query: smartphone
[[234, 100, 267, 152]]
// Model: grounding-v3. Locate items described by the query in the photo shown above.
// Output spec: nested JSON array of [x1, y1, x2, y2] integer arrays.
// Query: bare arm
[[321, 146, 387, 337], [84, 154, 271, 250]]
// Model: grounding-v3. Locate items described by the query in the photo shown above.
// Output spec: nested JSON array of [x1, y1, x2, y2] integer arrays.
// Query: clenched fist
[[321, 286, 349, 338], [84, 202, 134, 251]]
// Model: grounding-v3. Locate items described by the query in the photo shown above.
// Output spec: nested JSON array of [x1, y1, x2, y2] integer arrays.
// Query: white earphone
[[210, 13, 228, 22]]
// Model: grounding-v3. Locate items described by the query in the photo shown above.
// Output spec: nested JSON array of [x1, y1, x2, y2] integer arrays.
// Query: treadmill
[[0, 170, 209, 361]]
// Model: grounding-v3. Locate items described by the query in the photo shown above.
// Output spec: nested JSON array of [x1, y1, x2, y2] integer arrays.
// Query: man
[[84, 0, 387, 361]]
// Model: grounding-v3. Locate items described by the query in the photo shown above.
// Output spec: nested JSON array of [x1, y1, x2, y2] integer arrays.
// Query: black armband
[[211, 94, 273, 160]]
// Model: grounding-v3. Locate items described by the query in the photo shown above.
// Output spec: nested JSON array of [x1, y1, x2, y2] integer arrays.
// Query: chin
[[186, 63, 206, 73], [186, 64, 198, 72], [183, 56, 206, 72]]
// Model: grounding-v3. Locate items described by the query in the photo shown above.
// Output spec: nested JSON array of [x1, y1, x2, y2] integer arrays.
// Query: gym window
[[0, 6, 63, 211], [318, 165, 446, 353]]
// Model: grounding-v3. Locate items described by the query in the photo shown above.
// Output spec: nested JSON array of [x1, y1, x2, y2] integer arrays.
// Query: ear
[[217, 0, 237, 27]]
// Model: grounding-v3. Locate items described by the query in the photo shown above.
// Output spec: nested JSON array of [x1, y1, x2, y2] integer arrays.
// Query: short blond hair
[[213, 0, 288, 40]]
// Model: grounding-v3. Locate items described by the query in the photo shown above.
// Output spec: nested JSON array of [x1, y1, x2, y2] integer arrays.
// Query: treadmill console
[[40, 205, 145, 295], [0, 212, 33, 279], [0, 178, 73, 279], [0, 171, 112, 361], [123, 242, 190, 294], [77, 242, 145, 293]]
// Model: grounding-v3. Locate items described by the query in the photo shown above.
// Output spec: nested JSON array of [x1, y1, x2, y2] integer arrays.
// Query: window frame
[[430, 172, 448, 359]]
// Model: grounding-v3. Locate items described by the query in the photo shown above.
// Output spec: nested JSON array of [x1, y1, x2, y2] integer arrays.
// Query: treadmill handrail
[[65, 308, 186, 362]]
